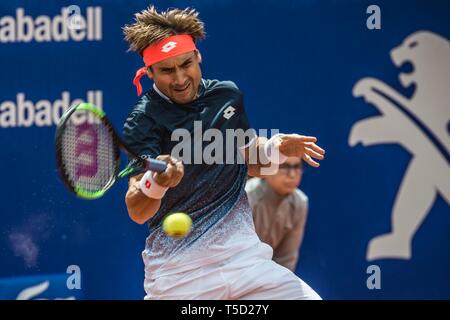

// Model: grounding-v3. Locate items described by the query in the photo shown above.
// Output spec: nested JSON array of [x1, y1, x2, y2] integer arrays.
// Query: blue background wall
[[1, 0, 449, 299]]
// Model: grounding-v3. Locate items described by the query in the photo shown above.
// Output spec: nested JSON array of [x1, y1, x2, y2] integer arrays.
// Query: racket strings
[[60, 115, 117, 193]]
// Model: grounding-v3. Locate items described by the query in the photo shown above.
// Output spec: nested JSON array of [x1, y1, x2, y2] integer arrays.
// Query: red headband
[[133, 34, 197, 96]]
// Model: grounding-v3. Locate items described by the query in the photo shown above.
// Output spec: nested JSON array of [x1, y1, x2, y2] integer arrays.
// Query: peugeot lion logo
[[349, 30, 450, 261]]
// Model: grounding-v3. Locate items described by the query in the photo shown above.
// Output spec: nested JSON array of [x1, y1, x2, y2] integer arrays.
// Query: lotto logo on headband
[[161, 41, 177, 53]]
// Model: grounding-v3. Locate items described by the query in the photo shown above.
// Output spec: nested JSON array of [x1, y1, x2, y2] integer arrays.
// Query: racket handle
[[146, 158, 167, 173]]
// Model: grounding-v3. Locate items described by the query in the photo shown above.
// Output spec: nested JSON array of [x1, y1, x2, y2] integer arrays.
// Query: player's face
[[149, 51, 202, 104], [265, 157, 303, 196]]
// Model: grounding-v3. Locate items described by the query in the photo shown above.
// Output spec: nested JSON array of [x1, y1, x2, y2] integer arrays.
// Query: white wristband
[[264, 134, 288, 165], [139, 170, 168, 199]]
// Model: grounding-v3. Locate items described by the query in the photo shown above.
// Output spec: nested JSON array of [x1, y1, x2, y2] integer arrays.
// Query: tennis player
[[122, 6, 325, 300]]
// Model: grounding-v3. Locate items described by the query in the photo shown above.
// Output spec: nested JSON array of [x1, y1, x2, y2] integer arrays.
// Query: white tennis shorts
[[144, 241, 321, 300]]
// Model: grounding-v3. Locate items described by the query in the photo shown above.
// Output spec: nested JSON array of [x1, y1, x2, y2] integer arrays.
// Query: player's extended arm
[[244, 135, 325, 177], [245, 136, 271, 177], [125, 155, 184, 224]]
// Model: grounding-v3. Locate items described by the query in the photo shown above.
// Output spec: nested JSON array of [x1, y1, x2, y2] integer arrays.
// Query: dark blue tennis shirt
[[123, 79, 259, 276]]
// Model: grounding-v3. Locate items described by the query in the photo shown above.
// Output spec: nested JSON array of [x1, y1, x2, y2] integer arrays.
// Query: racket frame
[[55, 103, 149, 199]]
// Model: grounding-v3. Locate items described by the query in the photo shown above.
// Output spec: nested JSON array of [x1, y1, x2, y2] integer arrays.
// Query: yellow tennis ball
[[163, 212, 192, 238]]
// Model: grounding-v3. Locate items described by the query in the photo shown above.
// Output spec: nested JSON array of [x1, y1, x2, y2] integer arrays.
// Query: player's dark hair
[[123, 6, 205, 56]]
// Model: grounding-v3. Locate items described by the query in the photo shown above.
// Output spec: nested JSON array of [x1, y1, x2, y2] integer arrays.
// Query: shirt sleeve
[[230, 87, 257, 157], [122, 111, 162, 177]]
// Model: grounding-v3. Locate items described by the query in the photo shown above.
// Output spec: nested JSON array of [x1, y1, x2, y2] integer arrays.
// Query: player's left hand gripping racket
[[55, 102, 167, 200]]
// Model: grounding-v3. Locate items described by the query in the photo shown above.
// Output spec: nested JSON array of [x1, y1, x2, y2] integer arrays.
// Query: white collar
[[153, 83, 173, 104]]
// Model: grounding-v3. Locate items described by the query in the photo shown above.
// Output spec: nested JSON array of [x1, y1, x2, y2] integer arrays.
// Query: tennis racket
[[55, 102, 167, 200]]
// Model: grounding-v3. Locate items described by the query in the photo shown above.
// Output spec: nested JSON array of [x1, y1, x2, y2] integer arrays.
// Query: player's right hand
[[153, 155, 184, 188]]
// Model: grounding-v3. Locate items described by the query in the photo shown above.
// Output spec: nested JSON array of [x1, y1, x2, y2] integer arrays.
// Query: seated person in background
[[245, 157, 308, 271]]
